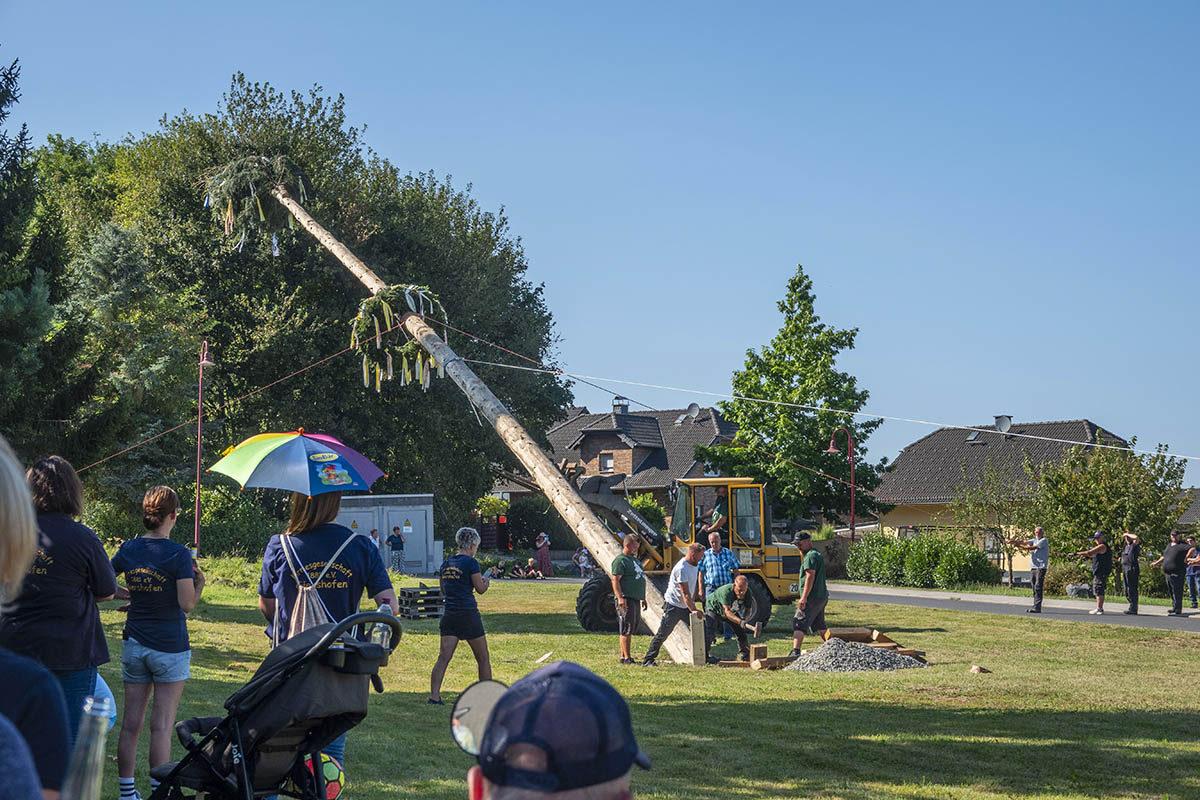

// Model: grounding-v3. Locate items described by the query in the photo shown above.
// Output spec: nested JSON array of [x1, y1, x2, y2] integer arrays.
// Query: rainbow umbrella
[[209, 430, 384, 496]]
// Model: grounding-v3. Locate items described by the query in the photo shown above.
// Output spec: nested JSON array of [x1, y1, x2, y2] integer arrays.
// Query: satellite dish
[[994, 415, 1012, 434], [686, 403, 701, 421]]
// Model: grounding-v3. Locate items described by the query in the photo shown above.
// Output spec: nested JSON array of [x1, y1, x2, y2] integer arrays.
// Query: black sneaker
[[428, 697, 444, 705], [1026, 608, 1041, 613], [619, 657, 634, 665], [787, 648, 802, 658], [705, 656, 721, 665], [640, 659, 658, 667]]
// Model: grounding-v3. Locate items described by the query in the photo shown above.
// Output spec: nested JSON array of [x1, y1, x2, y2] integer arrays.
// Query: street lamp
[[193, 341, 215, 555], [826, 426, 855, 541]]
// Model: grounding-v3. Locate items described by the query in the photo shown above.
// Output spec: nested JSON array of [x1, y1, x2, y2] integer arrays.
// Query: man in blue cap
[[451, 661, 650, 799]]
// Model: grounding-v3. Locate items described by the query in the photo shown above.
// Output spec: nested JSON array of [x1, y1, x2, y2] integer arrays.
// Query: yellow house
[[875, 419, 1128, 577]]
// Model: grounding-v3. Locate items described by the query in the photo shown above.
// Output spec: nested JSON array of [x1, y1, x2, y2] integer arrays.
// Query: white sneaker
[[1089, 609, 1104, 615]]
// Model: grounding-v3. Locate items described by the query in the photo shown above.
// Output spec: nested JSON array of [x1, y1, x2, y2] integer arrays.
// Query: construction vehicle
[[568, 473, 806, 633]]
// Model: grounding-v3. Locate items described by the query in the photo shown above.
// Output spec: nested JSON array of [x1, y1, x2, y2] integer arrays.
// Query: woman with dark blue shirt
[[429, 526, 491, 705], [0, 455, 116, 748], [257, 491, 396, 768], [111, 486, 205, 800]]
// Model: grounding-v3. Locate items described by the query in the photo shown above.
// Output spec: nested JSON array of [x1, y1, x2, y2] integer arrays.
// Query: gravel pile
[[784, 637, 926, 673]]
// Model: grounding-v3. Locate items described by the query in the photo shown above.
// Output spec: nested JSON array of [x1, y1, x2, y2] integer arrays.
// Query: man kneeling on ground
[[704, 575, 752, 663], [452, 661, 650, 800], [789, 532, 829, 657]]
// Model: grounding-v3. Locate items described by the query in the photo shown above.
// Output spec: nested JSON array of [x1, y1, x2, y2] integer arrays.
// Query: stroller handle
[[306, 610, 403, 661]]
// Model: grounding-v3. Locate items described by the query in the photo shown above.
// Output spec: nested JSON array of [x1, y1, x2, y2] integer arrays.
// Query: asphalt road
[[830, 583, 1200, 632]]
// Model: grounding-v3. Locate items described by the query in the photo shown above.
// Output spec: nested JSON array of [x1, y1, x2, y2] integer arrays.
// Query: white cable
[[462, 358, 1200, 463]]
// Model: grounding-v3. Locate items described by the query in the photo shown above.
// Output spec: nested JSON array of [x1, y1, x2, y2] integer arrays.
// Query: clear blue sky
[[6, 2, 1199, 482]]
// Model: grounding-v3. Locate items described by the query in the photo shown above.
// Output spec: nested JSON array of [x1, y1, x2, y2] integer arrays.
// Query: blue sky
[[5, 2, 1199, 482]]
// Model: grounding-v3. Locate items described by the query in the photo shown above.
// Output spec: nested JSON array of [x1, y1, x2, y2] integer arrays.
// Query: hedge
[[847, 531, 1000, 589]]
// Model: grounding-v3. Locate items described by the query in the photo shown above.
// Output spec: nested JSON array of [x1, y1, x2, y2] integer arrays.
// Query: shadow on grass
[[628, 697, 1200, 798]]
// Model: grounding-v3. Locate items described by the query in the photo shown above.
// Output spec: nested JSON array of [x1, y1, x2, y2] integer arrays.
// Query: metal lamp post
[[193, 341, 215, 553], [826, 426, 855, 541]]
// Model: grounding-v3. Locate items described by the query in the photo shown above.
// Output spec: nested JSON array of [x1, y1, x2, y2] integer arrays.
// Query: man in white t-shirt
[[1007, 526, 1050, 613], [641, 543, 705, 666]]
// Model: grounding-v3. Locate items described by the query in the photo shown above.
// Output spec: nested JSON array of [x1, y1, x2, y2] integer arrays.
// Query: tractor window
[[670, 484, 693, 542], [732, 486, 761, 545]]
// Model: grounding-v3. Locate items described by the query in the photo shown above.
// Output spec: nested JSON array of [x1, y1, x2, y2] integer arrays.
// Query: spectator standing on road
[[789, 532, 829, 657], [704, 575, 752, 663], [1185, 535, 1199, 610], [111, 486, 205, 800], [1007, 527, 1049, 613], [0, 455, 117, 747], [430, 527, 492, 705], [641, 543, 705, 667], [1120, 531, 1141, 615], [0, 435, 71, 799], [386, 525, 406, 572], [1073, 532, 1112, 615], [535, 532, 553, 577], [610, 534, 647, 665], [1149, 530, 1191, 616]]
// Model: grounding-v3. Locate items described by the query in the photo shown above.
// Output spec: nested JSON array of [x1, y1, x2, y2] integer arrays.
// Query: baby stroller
[[148, 611, 401, 800]]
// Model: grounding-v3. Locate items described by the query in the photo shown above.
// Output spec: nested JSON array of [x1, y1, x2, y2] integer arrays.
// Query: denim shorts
[[122, 637, 191, 683]]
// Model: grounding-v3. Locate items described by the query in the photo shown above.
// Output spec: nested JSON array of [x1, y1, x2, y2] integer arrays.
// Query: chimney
[[612, 396, 630, 415]]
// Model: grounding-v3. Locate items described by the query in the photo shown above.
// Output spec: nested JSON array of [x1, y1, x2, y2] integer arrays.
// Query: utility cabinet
[[336, 494, 437, 574]]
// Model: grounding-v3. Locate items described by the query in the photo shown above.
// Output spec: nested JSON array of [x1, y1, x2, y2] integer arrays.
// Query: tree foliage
[[2, 72, 572, 534], [628, 492, 667, 533], [945, 456, 1031, 582], [1026, 437, 1186, 560], [696, 266, 885, 520]]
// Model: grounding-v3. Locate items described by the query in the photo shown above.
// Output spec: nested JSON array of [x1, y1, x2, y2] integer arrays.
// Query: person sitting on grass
[[111, 486, 205, 800], [454, 661, 649, 800], [515, 558, 544, 580], [430, 527, 492, 705]]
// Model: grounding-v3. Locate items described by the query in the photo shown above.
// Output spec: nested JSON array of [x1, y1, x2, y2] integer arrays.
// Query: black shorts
[[793, 596, 828, 634], [1093, 573, 1110, 596], [440, 609, 485, 640], [617, 602, 642, 636]]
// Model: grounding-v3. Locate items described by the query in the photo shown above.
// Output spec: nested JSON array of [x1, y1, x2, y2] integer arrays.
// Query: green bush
[[628, 493, 667, 534], [475, 495, 509, 518], [178, 486, 284, 558], [847, 531, 1001, 590], [506, 496, 577, 550], [903, 533, 943, 588], [813, 523, 837, 541], [846, 532, 883, 581], [933, 541, 1000, 589], [875, 537, 910, 586], [1043, 561, 1091, 596]]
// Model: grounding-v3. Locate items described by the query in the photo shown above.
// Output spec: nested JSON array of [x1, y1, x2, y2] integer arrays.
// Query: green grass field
[[97, 565, 1200, 800]]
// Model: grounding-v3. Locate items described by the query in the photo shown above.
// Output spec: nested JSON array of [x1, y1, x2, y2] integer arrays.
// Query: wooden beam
[[822, 627, 873, 643], [751, 656, 799, 671]]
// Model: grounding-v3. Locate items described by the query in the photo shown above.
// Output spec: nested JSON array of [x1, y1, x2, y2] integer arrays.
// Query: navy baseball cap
[[450, 661, 650, 792], [1092, 531, 1106, 540]]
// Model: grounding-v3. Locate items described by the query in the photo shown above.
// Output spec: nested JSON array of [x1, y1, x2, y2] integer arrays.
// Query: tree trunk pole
[[270, 185, 693, 663]]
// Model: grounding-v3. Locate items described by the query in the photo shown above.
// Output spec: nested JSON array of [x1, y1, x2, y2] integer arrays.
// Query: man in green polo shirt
[[704, 575, 752, 663], [789, 532, 828, 657], [610, 534, 647, 665]]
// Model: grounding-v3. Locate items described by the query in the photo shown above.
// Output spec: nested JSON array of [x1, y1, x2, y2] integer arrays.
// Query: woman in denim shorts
[[111, 487, 205, 800]]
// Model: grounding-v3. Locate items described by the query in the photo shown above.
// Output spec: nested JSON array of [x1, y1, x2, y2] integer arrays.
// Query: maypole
[[205, 161, 694, 663]]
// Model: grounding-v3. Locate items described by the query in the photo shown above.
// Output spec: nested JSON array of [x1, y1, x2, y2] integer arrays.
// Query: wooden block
[[751, 656, 799, 671], [871, 630, 896, 644], [689, 614, 706, 666], [866, 642, 900, 650], [748, 644, 768, 662], [716, 660, 752, 668], [822, 627, 873, 643]]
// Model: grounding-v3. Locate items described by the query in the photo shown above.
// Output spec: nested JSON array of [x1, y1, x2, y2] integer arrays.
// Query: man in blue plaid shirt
[[698, 531, 741, 606]]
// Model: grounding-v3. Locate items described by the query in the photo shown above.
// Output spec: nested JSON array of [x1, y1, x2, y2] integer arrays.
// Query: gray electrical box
[[336, 494, 437, 574]]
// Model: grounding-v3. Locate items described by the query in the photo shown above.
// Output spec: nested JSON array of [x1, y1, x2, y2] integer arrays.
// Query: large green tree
[[697, 265, 884, 521], [1026, 436, 1186, 560], [13, 74, 572, 530]]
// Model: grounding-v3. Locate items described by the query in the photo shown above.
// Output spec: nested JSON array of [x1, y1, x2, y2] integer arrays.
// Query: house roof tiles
[[875, 419, 1128, 506]]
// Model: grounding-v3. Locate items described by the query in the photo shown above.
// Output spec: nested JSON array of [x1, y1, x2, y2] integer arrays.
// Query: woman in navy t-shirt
[[111, 486, 205, 799], [0, 455, 116, 747], [428, 526, 491, 704], [257, 491, 396, 768]]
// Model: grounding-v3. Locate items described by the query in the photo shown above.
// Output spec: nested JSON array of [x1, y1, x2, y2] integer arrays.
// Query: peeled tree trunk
[[270, 183, 693, 663]]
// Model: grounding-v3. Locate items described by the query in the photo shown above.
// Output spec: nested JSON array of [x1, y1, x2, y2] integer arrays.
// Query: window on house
[[599, 453, 614, 473]]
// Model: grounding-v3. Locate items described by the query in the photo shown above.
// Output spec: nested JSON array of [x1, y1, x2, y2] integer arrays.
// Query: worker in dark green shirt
[[610, 534, 647, 665], [704, 575, 752, 663], [790, 532, 828, 657]]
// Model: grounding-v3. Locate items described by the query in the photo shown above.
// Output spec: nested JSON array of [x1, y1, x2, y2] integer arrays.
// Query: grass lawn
[[97, 563, 1200, 800]]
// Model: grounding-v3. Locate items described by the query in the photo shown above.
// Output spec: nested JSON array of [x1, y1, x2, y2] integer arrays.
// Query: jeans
[[704, 611, 748, 661], [1030, 567, 1046, 611], [1187, 573, 1199, 607], [1166, 573, 1185, 615], [52, 666, 98, 749], [642, 605, 692, 664], [1123, 568, 1139, 612]]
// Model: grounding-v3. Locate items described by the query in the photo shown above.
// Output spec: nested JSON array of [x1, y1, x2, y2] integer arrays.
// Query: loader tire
[[576, 575, 619, 633], [743, 576, 773, 628]]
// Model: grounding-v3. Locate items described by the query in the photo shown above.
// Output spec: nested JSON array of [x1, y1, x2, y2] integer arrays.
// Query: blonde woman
[[110, 486, 204, 800], [0, 435, 70, 800], [429, 526, 491, 704]]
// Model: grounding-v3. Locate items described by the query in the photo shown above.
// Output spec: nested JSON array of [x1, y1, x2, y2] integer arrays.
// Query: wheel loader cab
[[671, 478, 764, 561]]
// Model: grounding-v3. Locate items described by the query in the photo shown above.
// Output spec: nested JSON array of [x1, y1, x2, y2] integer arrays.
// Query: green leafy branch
[[349, 284, 450, 392]]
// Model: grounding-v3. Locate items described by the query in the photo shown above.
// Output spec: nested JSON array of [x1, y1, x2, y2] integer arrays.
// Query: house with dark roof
[[874, 419, 1128, 572], [1175, 489, 1199, 530], [493, 397, 738, 509]]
